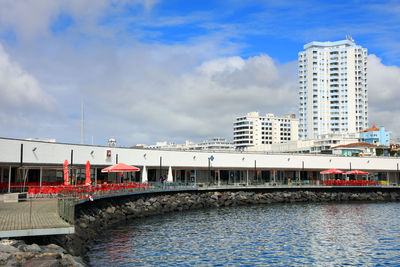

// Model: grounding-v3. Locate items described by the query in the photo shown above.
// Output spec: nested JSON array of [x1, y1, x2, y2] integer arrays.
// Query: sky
[[0, 0, 400, 146]]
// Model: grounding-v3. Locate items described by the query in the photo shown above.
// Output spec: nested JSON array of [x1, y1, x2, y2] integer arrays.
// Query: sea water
[[87, 202, 400, 266]]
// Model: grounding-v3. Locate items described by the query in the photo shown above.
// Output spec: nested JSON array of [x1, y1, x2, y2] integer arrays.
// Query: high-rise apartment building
[[233, 112, 298, 150], [298, 37, 368, 140]]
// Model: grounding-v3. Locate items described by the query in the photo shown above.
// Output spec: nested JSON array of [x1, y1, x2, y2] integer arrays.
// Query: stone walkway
[[0, 199, 71, 231]]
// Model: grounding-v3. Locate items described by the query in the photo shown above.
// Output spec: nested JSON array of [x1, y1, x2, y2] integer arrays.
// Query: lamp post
[[208, 155, 214, 185], [70, 149, 74, 185], [20, 144, 23, 168], [160, 156, 162, 182], [254, 160, 257, 185]]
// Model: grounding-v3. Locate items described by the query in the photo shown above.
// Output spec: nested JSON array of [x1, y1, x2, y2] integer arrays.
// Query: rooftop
[[333, 142, 376, 149], [360, 125, 380, 133], [304, 39, 355, 50]]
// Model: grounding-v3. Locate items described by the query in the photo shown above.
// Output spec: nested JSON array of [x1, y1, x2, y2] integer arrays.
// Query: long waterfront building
[[298, 37, 368, 140], [1, 137, 399, 189]]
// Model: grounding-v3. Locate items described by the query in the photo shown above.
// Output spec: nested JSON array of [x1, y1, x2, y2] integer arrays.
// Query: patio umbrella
[[101, 163, 140, 173], [167, 166, 173, 183], [344, 170, 370, 175], [142, 165, 148, 183], [63, 160, 69, 186], [85, 161, 91, 186], [320, 168, 345, 174]]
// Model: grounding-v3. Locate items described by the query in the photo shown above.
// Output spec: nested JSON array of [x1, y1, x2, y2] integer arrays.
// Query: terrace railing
[[56, 182, 196, 223]]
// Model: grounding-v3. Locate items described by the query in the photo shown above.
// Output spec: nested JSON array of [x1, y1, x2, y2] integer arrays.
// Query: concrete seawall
[[53, 187, 400, 259]]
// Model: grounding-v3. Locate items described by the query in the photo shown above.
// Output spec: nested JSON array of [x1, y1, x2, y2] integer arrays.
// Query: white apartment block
[[298, 37, 368, 140], [233, 112, 299, 150]]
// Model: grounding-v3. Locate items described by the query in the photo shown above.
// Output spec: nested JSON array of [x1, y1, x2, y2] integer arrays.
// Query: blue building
[[359, 125, 392, 146]]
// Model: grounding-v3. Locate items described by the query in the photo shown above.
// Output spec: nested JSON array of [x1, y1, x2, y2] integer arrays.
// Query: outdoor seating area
[[0, 182, 62, 193], [28, 182, 149, 199], [319, 168, 378, 186], [323, 180, 377, 186]]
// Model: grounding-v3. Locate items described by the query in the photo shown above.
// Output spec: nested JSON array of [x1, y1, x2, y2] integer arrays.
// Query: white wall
[[0, 138, 399, 172]]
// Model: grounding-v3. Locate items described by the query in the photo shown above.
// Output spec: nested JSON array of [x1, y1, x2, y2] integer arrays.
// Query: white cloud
[[4, 35, 297, 144], [79, 51, 298, 144], [368, 54, 400, 139], [0, 44, 54, 110], [2, 36, 400, 145], [0, 0, 399, 145], [0, 43, 57, 138], [0, 0, 160, 40]]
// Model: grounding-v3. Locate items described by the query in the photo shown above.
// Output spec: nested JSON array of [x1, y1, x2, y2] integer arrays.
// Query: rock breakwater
[[62, 189, 400, 258], [0, 239, 86, 267]]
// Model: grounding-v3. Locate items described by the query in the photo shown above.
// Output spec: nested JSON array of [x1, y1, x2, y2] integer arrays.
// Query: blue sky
[[0, 0, 399, 145], [3, 0, 397, 64]]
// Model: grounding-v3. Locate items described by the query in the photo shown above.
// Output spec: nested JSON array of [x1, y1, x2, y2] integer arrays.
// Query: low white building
[[144, 139, 234, 151], [309, 133, 359, 154], [145, 140, 196, 150], [247, 133, 360, 154], [233, 112, 299, 151], [194, 138, 234, 151], [332, 142, 376, 157]]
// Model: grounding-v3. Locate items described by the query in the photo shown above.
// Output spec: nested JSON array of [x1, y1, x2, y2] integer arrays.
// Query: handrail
[[56, 182, 196, 223]]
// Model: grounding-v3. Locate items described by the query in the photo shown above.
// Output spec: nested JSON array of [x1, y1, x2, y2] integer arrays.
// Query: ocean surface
[[87, 202, 400, 266]]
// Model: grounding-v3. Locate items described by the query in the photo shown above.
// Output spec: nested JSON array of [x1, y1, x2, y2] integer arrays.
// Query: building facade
[[298, 37, 368, 140], [0, 137, 399, 190], [309, 133, 359, 154], [332, 142, 376, 157], [194, 138, 234, 151], [359, 125, 392, 147], [144, 139, 234, 151], [233, 112, 299, 150]]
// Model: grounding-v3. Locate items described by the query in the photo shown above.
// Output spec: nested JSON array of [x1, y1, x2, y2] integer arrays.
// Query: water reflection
[[88, 202, 400, 266]]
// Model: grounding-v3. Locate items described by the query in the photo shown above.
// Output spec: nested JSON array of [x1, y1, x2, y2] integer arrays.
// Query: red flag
[[63, 160, 69, 186], [85, 161, 91, 186]]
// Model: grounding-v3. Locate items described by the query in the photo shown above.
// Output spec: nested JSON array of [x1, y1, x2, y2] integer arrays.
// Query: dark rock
[[105, 207, 115, 214], [43, 244, 65, 254], [3, 258, 20, 267], [0, 244, 19, 253], [210, 194, 219, 200], [0, 252, 12, 265], [14, 251, 34, 261], [79, 222, 88, 229], [22, 255, 60, 267], [61, 255, 86, 267]]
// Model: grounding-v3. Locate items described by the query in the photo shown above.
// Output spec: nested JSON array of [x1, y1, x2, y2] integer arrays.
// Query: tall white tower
[[298, 37, 368, 140]]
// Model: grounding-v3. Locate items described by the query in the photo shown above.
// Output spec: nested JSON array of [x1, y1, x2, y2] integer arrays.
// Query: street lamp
[[254, 160, 257, 185], [208, 155, 214, 185]]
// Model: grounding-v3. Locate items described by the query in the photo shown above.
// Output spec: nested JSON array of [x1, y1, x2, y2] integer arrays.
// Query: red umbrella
[[63, 160, 69, 186], [85, 161, 91, 186], [320, 168, 345, 174], [101, 163, 140, 173], [344, 170, 370, 175]]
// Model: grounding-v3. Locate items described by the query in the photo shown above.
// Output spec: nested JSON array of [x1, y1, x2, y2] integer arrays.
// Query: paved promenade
[[0, 199, 74, 238]]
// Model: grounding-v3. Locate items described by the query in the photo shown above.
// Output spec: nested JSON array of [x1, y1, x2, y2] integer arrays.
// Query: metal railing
[[56, 182, 196, 223], [57, 197, 75, 224]]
